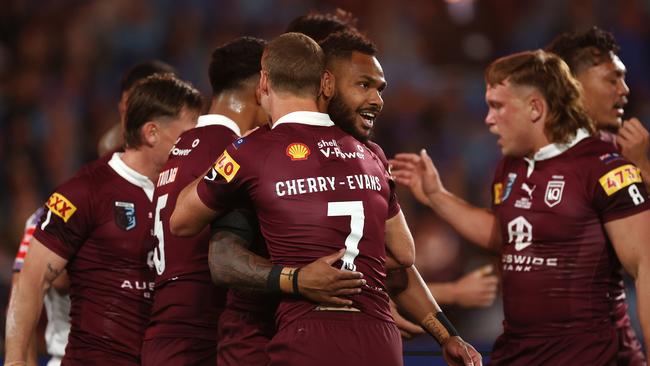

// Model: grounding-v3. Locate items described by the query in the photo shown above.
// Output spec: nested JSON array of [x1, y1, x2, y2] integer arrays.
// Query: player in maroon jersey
[[172, 32, 477, 366], [547, 27, 648, 366], [5, 75, 202, 365], [391, 50, 650, 365], [140, 37, 267, 366], [7, 60, 178, 366]]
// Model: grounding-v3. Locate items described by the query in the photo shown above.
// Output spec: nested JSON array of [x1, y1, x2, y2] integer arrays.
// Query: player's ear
[[259, 70, 269, 97], [529, 94, 545, 124], [320, 70, 335, 101], [141, 121, 158, 147]]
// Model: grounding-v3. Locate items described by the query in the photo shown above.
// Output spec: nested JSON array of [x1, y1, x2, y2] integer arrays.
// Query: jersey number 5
[[328, 201, 364, 271], [153, 194, 168, 275]]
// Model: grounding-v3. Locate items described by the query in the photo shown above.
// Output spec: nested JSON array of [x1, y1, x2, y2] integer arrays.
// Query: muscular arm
[[391, 150, 501, 252], [170, 176, 218, 236], [605, 210, 650, 352], [384, 211, 415, 267], [388, 265, 482, 366], [5, 238, 67, 364], [208, 230, 272, 291], [208, 212, 365, 305], [9, 274, 39, 366]]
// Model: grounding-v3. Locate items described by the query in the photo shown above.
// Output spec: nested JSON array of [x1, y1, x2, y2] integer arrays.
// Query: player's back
[[146, 115, 240, 341], [201, 112, 398, 327]]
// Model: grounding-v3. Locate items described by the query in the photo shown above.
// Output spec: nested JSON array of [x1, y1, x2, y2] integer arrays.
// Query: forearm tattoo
[[208, 231, 272, 291]]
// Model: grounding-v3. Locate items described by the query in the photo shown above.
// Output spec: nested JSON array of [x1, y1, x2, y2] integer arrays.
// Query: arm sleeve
[[367, 141, 401, 218], [197, 146, 249, 214], [591, 158, 650, 222], [32, 174, 94, 260]]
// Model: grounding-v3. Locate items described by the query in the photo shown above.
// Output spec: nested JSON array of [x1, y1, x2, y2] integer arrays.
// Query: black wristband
[[435, 312, 459, 337], [267, 265, 283, 293], [292, 267, 301, 295]]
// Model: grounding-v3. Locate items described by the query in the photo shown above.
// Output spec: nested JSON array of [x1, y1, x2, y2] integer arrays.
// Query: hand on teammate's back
[[442, 336, 483, 366], [297, 249, 366, 306], [390, 149, 445, 206]]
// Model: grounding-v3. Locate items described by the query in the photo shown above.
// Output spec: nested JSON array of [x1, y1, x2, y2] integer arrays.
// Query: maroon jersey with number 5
[[196, 111, 400, 329], [489, 129, 650, 365], [33, 153, 156, 365]]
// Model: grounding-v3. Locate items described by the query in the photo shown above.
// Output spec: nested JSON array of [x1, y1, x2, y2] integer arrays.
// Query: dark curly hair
[[545, 26, 620, 75], [286, 9, 358, 42], [120, 60, 176, 94], [209, 36, 267, 96], [319, 30, 377, 62]]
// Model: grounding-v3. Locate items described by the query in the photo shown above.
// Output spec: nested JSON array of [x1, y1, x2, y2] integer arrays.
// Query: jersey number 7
[[328, 201, 364, 271]]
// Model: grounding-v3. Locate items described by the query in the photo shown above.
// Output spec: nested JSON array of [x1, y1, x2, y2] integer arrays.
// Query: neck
[[208, 93, 259, 135], [120, 148, 160, 183], [268, 93, 319, 126]]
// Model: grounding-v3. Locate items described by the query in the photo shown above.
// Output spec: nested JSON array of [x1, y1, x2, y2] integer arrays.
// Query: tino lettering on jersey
[[275, 174, 382, 197], [599, 164, 642, 196], [157, 167, 178, 187], [46, 192, 77, 222], [214, 150, 240, 182]]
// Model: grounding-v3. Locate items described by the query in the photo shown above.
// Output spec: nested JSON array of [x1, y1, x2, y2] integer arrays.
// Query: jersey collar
[[523, 128, 590, 177], [196, 114, 241, 137], [108, 152, 155, 201], [272, 111, 334, 129]]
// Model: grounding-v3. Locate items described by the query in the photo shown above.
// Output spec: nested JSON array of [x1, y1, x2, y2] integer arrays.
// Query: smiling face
[[327, 51, 386, 142], [575, 52, 629, 131], [485, 81, 538, 157]]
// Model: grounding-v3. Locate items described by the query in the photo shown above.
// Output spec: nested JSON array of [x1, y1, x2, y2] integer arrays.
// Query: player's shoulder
[[226, 125, 273, 156], [570, 136, 631, 170]]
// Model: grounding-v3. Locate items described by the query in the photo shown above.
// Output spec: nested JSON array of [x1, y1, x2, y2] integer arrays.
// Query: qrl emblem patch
[[286, 143, 310, 161], [544, 180, 565, 207], [214, 150, 240, 182], [599, 164, 642, 196], [114, 201, 136, 231], [46, 192, 77, 222]]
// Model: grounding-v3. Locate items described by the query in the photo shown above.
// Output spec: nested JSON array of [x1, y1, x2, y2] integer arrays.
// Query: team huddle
[[5, 10, 650, 366]]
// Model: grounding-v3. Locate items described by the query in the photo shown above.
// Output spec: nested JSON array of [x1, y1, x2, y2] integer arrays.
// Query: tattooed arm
[[208, 210, 366, 305], [5, 238, 67, 364]]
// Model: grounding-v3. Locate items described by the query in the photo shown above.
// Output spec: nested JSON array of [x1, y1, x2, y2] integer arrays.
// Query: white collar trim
[[196, 114, 241, 137], [523, 128, 590, 177], [108, 152, 155, 201], [272, 111, 334, 129]]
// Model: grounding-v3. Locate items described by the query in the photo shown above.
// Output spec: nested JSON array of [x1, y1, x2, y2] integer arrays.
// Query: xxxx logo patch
[[46, 192, 77, 222]]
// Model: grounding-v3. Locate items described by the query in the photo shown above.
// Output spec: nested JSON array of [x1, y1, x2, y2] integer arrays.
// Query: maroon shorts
[[267, 311, 402, 366], [217, 309, 275, 366], [141, 337, 216, 366], [488, 327, 618, 366]]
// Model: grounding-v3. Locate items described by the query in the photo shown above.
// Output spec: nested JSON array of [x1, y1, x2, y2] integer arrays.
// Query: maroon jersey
[[490, 129, 650, 365], [145, 115, 239, 341], [197, 111, 400, 328], [33, 153, 156, 364]]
